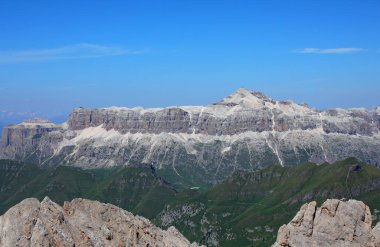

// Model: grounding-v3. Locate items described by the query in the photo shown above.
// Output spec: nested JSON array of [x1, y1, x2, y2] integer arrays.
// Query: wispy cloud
[[0, 43, 149, 64], [295, 47, 365, 54], [0, 109, 37, 118]]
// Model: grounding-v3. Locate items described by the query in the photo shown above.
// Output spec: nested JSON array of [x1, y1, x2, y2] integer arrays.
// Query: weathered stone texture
[[0, 197, 202, 247], [273, 199, 380, 247]]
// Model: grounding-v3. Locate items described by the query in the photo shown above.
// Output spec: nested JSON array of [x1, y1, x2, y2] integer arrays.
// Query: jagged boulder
[[273, 199, 380, 247], [0, 197, 202, 247]]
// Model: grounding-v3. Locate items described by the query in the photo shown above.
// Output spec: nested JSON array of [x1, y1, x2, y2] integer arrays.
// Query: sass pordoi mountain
[[1, 88, 380, 186]]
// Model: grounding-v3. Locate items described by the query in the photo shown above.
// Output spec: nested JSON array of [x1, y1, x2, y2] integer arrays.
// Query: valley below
[[1, 158, 380, 246]]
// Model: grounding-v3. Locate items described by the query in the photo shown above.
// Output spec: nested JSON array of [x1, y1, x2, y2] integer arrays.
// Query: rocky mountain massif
[[273, 199, 380, 247], [0, 197, 201, 247], [1, 88, 380, 185]]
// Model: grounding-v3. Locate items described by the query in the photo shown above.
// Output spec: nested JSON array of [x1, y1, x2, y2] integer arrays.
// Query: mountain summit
[[214, 88, 273, 108]]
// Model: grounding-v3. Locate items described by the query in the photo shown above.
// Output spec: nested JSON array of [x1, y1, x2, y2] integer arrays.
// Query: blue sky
[[0, 0, 379, 123]]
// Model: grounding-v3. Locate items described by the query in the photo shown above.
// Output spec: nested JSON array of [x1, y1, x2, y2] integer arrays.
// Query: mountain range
[[1, 88, 379, 187], [1, 88, 380, 246]]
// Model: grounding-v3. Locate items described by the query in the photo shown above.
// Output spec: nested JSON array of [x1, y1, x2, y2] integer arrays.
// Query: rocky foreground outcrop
[[273, 199, 380, 247], [0, 197, 201, 247]]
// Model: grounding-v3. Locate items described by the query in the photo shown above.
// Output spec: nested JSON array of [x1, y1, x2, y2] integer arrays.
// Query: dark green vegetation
[[154, 158, 380, 246], [0, 160, 176, 218], [1, 158, 380, 247]]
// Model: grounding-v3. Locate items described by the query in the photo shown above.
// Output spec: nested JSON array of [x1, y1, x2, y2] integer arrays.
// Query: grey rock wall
[[0, 89, 379, 183], [273, 199, 380, 247], [0, 197, 202, 247]]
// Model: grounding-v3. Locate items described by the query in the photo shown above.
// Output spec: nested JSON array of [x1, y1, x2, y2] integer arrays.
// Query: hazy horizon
[[1, 0, 380, 124]]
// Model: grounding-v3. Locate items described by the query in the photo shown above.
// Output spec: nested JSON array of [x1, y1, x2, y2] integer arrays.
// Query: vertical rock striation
[[0, 89, 379, 183], [273, 199, 380, 247]]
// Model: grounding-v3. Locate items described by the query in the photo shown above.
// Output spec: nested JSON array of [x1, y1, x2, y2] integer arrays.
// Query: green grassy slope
[[0, 160, 176, 218], [1, 158, 380, 247], [155, 158, 380, 246]]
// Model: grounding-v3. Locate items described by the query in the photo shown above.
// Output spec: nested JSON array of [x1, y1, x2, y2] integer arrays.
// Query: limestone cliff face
[[0, 197, 201, 247], [1, 118, 62, 147], [67, 88, 380, 136], [0, 118, 64, 164], [1, 89, 379, 183], [272, 199, 380, 247]]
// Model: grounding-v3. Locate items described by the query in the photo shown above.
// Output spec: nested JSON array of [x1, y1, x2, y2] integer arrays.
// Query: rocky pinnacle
[[272, 199, 380, 247]]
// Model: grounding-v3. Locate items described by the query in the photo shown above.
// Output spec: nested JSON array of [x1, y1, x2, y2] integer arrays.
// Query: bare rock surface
[[273, 199, 380, 247], [1, 88, 379, 183], [0, 197, 201, 247]]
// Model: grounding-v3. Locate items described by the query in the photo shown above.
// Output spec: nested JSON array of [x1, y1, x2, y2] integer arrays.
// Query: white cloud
[[0, 43, 149, 64], [295, 47, 365, 54]]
